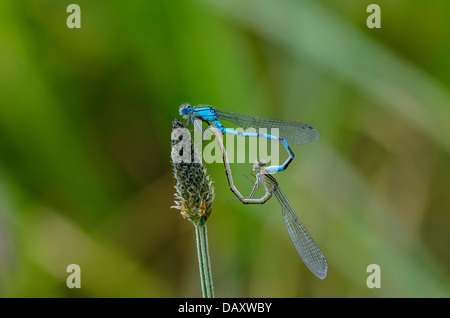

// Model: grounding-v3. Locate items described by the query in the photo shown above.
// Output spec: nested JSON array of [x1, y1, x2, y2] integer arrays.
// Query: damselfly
[[249, 161, 328, 279], [211, 127, 327, 279], [179, 104, 320, 173]]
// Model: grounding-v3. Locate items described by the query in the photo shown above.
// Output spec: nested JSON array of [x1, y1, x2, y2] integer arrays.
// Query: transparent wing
[[215, 109, 320, 145], [274, 186, 327, 279]]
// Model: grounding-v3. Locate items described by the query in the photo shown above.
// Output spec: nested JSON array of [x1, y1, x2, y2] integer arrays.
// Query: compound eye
[[179, 104, 192, 115]]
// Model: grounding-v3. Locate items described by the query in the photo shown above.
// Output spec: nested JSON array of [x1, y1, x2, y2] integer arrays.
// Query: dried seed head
[[171, 119, 214, 226]]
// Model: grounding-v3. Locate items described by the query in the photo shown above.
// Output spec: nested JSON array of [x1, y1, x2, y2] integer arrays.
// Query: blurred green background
[[0, 0, 450, 297]]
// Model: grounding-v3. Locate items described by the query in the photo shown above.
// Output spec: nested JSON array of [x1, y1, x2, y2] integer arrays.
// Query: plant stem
[[194, 222, 214, 298], [171, 119, 215, 297]]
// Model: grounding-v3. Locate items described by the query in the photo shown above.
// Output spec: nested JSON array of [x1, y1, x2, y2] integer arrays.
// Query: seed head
[[171, 119, 214, 226]]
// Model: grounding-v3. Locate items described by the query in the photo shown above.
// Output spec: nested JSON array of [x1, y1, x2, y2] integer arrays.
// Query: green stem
[[194, 222, 214, 298]]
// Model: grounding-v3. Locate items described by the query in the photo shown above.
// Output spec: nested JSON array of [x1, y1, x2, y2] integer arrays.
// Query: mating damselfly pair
[[179, 104, 327, 280]]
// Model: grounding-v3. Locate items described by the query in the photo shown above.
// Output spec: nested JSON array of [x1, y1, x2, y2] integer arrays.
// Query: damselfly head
[[252, 160, 267, 172], [179, 104, 192, 117]]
